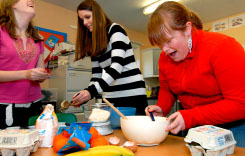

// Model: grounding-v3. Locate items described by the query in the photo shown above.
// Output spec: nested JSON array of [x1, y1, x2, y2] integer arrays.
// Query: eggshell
[[108, 136, 120, 146], [122, 141, 138, 153]]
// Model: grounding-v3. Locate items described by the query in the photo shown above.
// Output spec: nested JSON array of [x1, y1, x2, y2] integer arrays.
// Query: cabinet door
[[67, 70, 92, 91], [132, 41, 142, 70], [142, 48, 161, 77], [142, 50, 153, 77], [153, 49, 161, 75]]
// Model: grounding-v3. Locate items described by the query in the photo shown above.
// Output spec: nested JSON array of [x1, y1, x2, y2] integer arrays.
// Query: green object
[[28, 113, 77, 126]]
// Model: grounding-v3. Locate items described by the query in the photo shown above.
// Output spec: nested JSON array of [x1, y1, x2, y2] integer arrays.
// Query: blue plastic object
[[109, 107, 136, 129]]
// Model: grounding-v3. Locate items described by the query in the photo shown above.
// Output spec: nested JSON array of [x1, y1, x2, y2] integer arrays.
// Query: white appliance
[[49, 55, 95, 113]]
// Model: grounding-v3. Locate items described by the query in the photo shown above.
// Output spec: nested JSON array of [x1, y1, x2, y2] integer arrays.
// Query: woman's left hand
[[165, 112, 185, 134]]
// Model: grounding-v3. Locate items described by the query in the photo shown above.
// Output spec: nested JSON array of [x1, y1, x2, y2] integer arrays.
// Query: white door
[[67, 69, 91, 91]]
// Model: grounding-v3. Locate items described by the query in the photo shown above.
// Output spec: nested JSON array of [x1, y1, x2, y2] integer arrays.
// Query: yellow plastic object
[[146, 91, 152, 97], [28, 113, 77, 126]]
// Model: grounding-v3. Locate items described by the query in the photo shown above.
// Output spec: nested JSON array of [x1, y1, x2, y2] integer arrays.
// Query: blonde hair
[[75, 0, 112, 60], [0, 0, 42, 42], [147, 1, 202, 47]]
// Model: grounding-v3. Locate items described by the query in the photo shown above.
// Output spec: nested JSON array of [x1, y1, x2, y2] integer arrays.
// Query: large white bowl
[[120, 116, 170, 146]]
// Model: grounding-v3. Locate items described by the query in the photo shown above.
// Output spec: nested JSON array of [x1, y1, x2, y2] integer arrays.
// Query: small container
[[92, 121, 113, 136], [0, 129, 40, 156], [82, 103, 113, 135], [184, 125, 236, 156], [82, 103, 112, 122], [146, 91, 152, 98]]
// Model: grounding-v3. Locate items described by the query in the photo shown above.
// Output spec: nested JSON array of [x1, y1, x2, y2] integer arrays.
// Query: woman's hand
[[26, 68, 49, 81], [72, 90, 91, 107], [166, 112, 185, 134], [145, 105, 164, 117]]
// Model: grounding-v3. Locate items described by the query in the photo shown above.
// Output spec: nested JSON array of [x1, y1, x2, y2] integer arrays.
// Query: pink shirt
[[0, 26, 44, 103]]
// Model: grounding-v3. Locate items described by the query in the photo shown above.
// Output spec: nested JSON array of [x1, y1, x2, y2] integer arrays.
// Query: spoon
[[103, 98, 128, 120], [149, 112, 155, 121], [148, 107, 155, 121], [60, 93, 80, 112]]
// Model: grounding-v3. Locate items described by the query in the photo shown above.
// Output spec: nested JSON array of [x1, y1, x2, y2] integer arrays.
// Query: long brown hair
[[75, 0, 112, 60], [0, 0, 43, 42], [147, 1, 202, 47]]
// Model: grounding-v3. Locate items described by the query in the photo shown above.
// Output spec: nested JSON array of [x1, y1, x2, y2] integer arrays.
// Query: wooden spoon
[[103, 98, 128, 120]]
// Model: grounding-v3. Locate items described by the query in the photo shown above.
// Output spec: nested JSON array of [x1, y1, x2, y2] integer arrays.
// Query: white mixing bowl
[[120, 116, 170, 146]]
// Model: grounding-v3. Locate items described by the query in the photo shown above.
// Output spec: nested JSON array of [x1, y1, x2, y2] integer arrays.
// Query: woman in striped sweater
[[71, 0, 148, 115]]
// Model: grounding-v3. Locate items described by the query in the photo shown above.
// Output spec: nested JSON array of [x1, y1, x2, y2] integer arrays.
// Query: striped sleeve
[[87, 23, 145, 99]]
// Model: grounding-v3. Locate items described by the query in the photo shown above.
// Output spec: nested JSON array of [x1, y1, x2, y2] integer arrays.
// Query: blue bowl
[[109, 107, 136, 129]]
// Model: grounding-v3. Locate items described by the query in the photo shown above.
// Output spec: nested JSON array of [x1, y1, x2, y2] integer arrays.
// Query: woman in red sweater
[[146, 1, 245, 147]]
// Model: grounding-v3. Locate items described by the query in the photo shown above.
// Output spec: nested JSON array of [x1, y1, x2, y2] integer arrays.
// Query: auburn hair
[[147, 1, 202, 47]]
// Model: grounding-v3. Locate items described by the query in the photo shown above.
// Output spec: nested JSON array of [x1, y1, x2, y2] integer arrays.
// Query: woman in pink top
[[145, 1, 245, 147], [0, 0, 49, 129]]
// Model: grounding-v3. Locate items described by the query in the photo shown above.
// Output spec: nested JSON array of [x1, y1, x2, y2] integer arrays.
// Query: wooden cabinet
[[142, 48, 161, 78]]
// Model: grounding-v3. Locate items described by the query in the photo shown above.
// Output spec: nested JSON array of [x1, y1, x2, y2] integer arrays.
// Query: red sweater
[[157, 29, 245, 129]]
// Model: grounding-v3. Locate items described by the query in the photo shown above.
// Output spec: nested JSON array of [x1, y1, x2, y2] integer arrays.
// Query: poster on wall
[[212, 19, 228, 32], [35, 26, 67, 69], [229, 14, 245, 28]]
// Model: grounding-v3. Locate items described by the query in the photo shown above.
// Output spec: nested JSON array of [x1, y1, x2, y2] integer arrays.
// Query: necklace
[[14, 37, 37, 64]]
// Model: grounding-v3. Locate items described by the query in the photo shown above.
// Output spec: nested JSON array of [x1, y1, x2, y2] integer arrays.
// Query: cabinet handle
[[69, 73, 76, 76]]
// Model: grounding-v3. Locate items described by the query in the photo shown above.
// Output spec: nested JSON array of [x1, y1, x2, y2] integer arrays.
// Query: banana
[[65, 148, 122, 156], [65, 145, 134, 156], [90, 145, 134, 156]]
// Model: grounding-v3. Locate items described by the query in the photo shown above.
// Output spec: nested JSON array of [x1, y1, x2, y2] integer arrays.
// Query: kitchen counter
[[31, 130, 245, 156]]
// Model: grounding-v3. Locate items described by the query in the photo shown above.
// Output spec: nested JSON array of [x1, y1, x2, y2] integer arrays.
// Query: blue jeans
[[219, 119, 245, 147]]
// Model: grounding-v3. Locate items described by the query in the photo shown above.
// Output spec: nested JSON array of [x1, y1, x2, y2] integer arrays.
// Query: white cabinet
[[68, 55, 92, 69], [49, 65, 95, 113], [131, 41, 142, 69], [142, 48, 161, 78]]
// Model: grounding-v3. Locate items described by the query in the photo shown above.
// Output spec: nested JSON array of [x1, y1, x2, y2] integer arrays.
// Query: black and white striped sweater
[[87, 23, 146, 100]]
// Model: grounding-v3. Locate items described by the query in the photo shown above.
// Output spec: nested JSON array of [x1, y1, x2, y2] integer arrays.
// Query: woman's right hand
[[145, 105, 164, 117], [26, 68, 49, 81], [72, 90, 91, 107]]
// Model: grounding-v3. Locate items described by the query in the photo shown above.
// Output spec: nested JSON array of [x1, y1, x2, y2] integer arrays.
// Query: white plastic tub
[[184, 125, 236, 156]]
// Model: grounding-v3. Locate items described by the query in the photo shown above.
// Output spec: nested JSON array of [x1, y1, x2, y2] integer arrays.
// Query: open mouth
[[169, 51, 177, 57], [28, 3, 34, 8]]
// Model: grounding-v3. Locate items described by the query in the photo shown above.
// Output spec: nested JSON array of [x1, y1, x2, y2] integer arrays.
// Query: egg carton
[[184, 125, 236, 156], [186, 144, 235, 156], [0, 129, 40, 156]]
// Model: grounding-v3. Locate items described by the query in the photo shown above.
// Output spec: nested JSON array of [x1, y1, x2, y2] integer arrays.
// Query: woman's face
[[12, 0, 35, 18], [78, 10, 93, 32], [160, 22, 192, 62]]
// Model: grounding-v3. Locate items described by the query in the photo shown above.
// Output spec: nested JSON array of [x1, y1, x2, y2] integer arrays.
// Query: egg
[[122, 141, 138, 153], [108, 136, 120, 146]]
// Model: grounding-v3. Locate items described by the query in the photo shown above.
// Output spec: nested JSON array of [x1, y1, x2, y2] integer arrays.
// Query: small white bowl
[[120, 116, 170, 146]]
